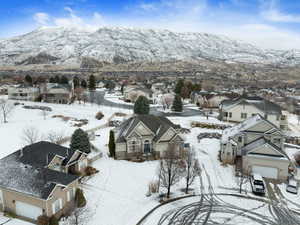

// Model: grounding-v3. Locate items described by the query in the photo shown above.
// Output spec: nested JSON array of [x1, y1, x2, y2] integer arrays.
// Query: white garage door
[[252, 166, 278, 179], [16, 201, 43, 220]]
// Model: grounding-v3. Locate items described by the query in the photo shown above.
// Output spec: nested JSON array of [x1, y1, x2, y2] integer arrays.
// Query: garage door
[[252, 166, 278, 179], [15, 201, 42, 220]]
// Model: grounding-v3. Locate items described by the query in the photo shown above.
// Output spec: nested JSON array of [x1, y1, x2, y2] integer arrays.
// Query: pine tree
[[70, 128, 91, 153], [88, 75, 96, 91], [73, 76, 80, 88], [81, 80, 87, 89], [60, 76, 69, 84], [54, 75, 60, 84], [172, 95, 183, 112], [25, 75, 33, 85], [49, 77, 56, 83], [134, 96, 150, 115], [108, 130, 116, 158], [75, 188, 87, 208], [174, 79, 184, 95]]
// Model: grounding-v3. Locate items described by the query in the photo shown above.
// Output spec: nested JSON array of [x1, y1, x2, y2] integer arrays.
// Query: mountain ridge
[[0, 26, 299, 67]]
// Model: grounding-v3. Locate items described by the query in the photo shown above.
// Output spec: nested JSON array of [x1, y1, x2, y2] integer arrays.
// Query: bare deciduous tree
[[46, 130, 65, 144], [158, 144, 183, 199], [22, 126, 41, 145], [182, 147, 201, 194], [0, 99, 15, 123]]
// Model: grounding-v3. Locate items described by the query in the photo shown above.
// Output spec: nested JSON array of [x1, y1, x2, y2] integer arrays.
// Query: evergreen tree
[[73, 76, 80, 88], [70, 128, 91, 153], [174, 79, 184, 95], [54, 75, 60, 83], [172, 95, 183, 112], [60, 75, 69, 84], [81, 80, 87, 89], [25, 75, 33, 85], [108, 130, 116, 158], [49, 77, 56, 83], [134, 96, 150, 115], [75, 188, 87, 208], [120, 84, 124, 95], [88, 75, 96, 91]]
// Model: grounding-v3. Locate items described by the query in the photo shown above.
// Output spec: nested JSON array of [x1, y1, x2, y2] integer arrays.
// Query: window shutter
[[52, 202, 56, 214], [67, 191, 70, 202]]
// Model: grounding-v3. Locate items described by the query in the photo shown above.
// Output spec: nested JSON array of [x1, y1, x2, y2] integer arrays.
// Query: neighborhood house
[[0, 141, 89, 222], [115, 115, 184, 159]]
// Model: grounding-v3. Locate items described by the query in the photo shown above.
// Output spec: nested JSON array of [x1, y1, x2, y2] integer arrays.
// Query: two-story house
[[115, 115, 184, 160], [219, 96, 288, 130], [220, 114, 291, 180], [8, 84, 40, 101], [0, 142, 89, 223], [41, 83, 72, 104]]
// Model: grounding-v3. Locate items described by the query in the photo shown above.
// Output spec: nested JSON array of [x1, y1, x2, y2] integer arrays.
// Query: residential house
[[191, 91, 235, 108], [0, 84, 10, 95], [8, 84, 40, 101], [219, 96, 288, 130], [115, 115, 184, 159], [0, 141, 89, 222], [123, 86, 153, 102], [41, 84, 72, 104], [220, 115, 291, 180]]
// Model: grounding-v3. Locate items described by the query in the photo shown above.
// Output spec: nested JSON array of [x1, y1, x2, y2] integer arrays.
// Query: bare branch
[[0, 99, 15, 123]]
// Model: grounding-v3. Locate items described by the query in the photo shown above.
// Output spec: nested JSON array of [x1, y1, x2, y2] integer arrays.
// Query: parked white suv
[[250, 173, 266, 196]]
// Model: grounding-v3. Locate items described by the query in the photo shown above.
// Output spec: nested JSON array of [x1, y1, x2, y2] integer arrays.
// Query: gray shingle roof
[[18, 141, 77, 167], [220, 96, 282, 115], [0, 152, 79, 200], [116, 115, 179, 143]]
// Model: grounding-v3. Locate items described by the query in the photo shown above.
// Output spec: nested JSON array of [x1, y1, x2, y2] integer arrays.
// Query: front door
[[144, 140, 151, 154]]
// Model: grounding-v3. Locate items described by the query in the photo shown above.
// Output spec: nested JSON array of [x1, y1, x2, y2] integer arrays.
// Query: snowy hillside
[[0, 26, 300, 66]]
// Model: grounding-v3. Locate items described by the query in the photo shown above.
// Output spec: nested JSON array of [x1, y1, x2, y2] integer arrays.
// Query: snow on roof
[[253, 173, 263, 180], [221, 115, 263, 144]]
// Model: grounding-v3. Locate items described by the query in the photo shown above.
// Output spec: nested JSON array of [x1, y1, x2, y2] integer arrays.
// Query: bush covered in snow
[[95, 111, 104, 120]]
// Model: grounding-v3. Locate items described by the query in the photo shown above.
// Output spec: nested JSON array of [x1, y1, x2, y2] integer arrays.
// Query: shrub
[[4, 211, 17, 218], [49, 216, 59, 225], [75, 188, 87, 208], [85, 166, 99, 176], [95, 111, 104, 120], [37, 215, 50, 225], [148, 181, 159, 193]]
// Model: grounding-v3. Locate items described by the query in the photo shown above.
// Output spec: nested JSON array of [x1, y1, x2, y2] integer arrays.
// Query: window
[[224, 112, 228, 117], [276, 115, 280, 121], [252, 113, 257, 117], [52, 199, 62, 214], [67, 187, 76, 202], [273, 138, 281, 144], [128, 139, 140, 152], [241, 113, 247, 119], [280, 125, 285, 130], [229, 112, 232, 118], [264, 114, 268, 120]]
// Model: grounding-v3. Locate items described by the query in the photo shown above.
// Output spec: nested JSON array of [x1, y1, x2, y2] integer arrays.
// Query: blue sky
[[1, 0, 300, 49]]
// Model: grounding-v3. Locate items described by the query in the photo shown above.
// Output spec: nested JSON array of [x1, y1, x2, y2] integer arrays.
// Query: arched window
[[144, 140, 151, 154]]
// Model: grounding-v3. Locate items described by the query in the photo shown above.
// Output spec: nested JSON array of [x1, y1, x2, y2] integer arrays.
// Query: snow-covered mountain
[[0, 26, 299, 67]]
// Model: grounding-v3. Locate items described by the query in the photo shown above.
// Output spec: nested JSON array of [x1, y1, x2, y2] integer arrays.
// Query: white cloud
[[33, 12, 50, 25], [26, 1, 300, 50], [261, 0, 300, 23]]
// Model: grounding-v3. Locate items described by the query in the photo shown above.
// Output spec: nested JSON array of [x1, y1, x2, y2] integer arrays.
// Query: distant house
[[0, 142, 89, 222], [221, 115, 291, 180], [191, 91, 235, 108], [115, 115, 184, 159], [41, 83, 72, 104], [123, 87, 153, 102], [8, 84, 40, 101], [219, 96, 288, 130], [0, 84, 10, 95]]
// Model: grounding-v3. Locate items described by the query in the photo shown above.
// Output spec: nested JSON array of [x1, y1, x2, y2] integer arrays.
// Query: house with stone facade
[[220, 114, 291, 181], [219, 96, 288, 130], [115, 115, 184, 159], [0, 141, 89, 223]]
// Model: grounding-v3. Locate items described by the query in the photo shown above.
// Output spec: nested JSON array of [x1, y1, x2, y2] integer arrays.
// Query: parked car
[[250, 173, 266, 195], [286, 179, 298, 194]]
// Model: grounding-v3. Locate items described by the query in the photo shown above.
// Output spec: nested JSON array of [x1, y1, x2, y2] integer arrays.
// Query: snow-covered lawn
[[0, 215, 33, 225], [0, 99, 131, 158]]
